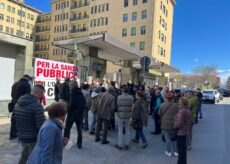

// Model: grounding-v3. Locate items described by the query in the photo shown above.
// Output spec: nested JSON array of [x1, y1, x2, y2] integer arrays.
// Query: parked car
[[202, 90, 220, 104], [223, 89, 230, 97]]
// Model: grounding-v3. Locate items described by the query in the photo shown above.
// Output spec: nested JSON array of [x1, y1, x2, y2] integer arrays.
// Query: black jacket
[[54, 81, 60, 101], [14, 94, 45, 143], [69, 87, 86, 115], [11, 78, 31, 104], [59, 82, 70, 102]]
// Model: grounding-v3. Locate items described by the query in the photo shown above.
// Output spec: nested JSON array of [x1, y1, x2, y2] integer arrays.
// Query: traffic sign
[[140, 56, 151, 68]]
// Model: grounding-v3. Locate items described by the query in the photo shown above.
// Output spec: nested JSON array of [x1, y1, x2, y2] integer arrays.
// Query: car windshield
[[203, 91, 214, 94]]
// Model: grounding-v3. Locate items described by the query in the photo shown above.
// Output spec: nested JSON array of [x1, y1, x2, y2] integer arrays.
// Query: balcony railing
[[36, 19, 51, 23], [68, 53, 78, 58], [70, 15, 89, 21], [35, 29, 50, 33], [70, 27, 88, 33], [35, 38, 50, 42], [70, 2, 90, 9], [34, 48, 49, 52]]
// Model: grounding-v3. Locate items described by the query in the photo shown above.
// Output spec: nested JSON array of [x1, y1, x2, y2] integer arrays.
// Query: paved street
[[1, 98, 230, 164]]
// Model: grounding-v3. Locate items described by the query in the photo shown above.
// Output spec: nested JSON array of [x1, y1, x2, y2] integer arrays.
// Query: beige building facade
[[0, 0, 42, 39], [34, 0, 176, 82]]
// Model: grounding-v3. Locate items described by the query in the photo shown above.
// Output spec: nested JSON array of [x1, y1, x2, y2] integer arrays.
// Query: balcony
[[35, 38, 50, 42], [36, 19, 51, 23], [68, 53, 78, 58], [70, 2, 90, 9], [34, 48, 49, 52], [70, 15, 89, 21], [70, 27, 88, 33], [35, 29, 50, 33]]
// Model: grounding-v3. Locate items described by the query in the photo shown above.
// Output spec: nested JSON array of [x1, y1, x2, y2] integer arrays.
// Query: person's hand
[[63, 137, 69, 146]]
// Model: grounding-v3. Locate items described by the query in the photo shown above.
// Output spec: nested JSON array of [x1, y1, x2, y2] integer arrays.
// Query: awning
[[54, 34, 146, 62], [133, 61, 179, 73]]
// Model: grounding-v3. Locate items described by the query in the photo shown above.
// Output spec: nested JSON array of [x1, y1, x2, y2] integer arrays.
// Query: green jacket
[[188, 96, 198, 120]]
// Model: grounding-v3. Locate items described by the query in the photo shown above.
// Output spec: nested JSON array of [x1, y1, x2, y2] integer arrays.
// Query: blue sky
[[25, 0, 230, 82]]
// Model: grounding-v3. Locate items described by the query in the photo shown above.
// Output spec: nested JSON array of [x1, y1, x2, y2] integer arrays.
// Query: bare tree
[[192, 65, 218, 76]]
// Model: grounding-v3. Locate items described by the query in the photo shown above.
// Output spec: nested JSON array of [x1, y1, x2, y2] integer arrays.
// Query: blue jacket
[[27, 119, 64, 164]]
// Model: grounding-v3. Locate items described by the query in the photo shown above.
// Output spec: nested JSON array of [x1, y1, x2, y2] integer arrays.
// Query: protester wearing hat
[[159, 91, 179, 157], [59, 76, 70, 105]]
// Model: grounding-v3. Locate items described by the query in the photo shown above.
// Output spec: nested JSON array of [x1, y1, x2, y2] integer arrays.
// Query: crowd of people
[[8, 74, 204, 164]]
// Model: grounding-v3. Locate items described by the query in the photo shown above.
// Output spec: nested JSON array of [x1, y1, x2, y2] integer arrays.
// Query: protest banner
[[34, 58, 80, 99]]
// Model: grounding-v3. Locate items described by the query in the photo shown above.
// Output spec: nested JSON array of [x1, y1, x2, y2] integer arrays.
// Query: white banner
[[34, 58, 80, 99]]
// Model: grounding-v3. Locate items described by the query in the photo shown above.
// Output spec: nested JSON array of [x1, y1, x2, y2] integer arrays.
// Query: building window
[[27, 13, 30, 19], [141, 10, 147, 19], [0, 25, 3, 32], [131, 27, 136, 36], [0, 3, 5, 10], [6, 27, 9, 33], [7, 5, 11, 12], [0, 14, 4, 20], [142, 0, 147, 3], [10, 28, 14, 35], [12, 7, 15, 13], [132, 12, 137, 21], [18, 10, 25, 17], [130, 42, 135, 48], [106, 3, 109, 11], [124, 0, 129, 7], [105, 17, 108, 25], [123, 14, 128, 22], [31, 15, 34, 21], [141, 26, 146, 35], [133, 0, 138, 5], [10, 18, 14, 24], [140, 42, 145, 50], [102, 4, 105, 12], [6, 16, 10, 22], [122, 28, 127, 37], [17, 20, 25, 27]]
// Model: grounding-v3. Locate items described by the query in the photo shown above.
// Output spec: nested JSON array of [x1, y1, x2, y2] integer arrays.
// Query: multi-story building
[[0, 0, 42, 39], [34, 0, 176, 79]]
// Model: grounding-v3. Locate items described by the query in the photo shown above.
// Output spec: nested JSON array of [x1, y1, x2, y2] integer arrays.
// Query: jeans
[[96, 118, 110, 142], [90, 113, 96, 133], [197, 105, 202, 118], [135, 128, 147, 144], [19, 142, 36, 164], [162, 130, 177, 153], [10, 113, 17, 139], [177, 136, 187, 164], [64, 112, 83, 147], [117, 118, 130, 146], [153, 111, 161, 133]]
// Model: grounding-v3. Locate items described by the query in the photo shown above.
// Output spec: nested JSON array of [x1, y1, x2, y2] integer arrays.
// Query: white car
[[202, 90, 220, 104]]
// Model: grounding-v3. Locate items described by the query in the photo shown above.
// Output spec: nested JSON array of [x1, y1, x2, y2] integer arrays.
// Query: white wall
[[0, 57, 15, 100]]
